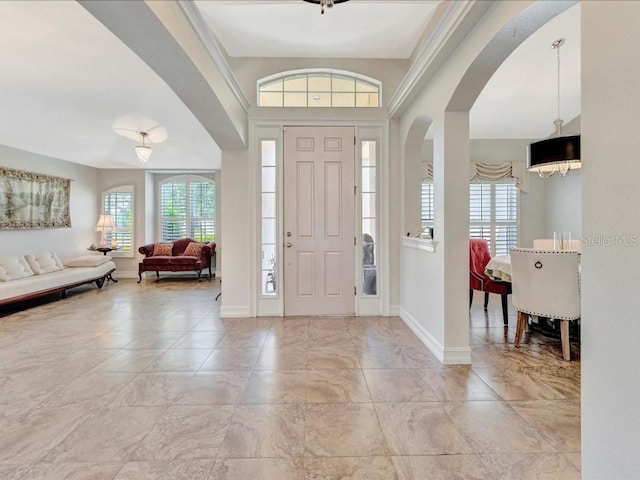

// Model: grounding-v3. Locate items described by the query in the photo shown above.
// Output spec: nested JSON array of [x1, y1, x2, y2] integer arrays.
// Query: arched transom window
[[258, 69, 380, 108]]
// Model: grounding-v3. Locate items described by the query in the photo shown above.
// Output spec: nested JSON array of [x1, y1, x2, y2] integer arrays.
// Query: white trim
[[402, 236, 437, 253], [387, 0, 482, 116], [400, 307, 471, 365], [220, 306, 251, 318], [388, 305, 401, 316], [110, 270, 138, 279], [177, 1, 250, 112]]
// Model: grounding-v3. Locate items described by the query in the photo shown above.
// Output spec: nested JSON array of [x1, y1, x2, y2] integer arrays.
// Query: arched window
[[102, 185, 134, 257], [159, 175, 215, 242], [257, 69, 380, 108]]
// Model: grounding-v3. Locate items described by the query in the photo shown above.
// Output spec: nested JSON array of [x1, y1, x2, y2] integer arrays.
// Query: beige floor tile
[[132, 405, 234, 460], [199, 348, 261, 371], [144, 349, 212, 372], [90, 350, 165, 373], [239, 370, 307, 404], [41, 372, 135, 408], [172, 332, 225, 349], [114, 460, 215, 479], [0, 280, 580, 478], [307, 346, 361, 369], [563, 452, 581, 471], [0, 405, 92, 464], [306, 369, 371, 403], [420, 367, 501, 401], [445, 401, 556, 454], [478, 453, 581, 480], [392, 455, 492, 480], [112, 373, 193, 406], [356, 344, 441, 369], [304, 404, 388, 457], [255, 345, 309, 370], [363, 369, 440, 402], [210, 457, 304, 480], [20, 462, 123, 479], [509, 399, 581, 451], [305, 456, 396, 480], [176, 371, 251, 405], [43, 406, 164, 463], [375, 402, 472, 455], [218, 404, 305, 458]]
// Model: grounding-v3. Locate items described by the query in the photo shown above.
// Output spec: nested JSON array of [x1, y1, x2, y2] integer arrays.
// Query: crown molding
[[387, 1, 490, 117], [177, 1, 250, 113]]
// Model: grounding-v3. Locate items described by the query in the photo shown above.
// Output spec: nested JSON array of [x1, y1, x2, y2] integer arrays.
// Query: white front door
[[283, 126, 355, 316]]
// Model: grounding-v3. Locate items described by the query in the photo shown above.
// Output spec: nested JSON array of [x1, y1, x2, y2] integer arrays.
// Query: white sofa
[[0, 252, 116, 307]]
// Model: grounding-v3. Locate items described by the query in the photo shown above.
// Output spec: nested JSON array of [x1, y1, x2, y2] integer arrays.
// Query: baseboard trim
[[388, 305, 400, 316], [111, 270, 137, 279], [399, 307, 471, 365], [220, 306, 251, 318]]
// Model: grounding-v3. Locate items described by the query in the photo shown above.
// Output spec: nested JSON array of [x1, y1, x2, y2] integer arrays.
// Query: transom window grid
[[258, 70, 380, 108], [103, 188, 133, 256], [261, 140, 278, 296], [160, 176, 215, 243], [361, 141, 377, 296]]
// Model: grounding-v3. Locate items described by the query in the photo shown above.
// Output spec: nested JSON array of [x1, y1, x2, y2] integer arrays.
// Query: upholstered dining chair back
[[510, 248, 581, 320], [511, 248, 580, 361]]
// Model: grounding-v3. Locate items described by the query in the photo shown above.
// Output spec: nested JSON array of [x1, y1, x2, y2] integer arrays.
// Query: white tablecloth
[[485, 255, 512, 282]]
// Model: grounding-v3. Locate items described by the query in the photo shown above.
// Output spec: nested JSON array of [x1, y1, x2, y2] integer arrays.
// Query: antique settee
[[0, 252, 116, 307], [137, 238, 215, 282]]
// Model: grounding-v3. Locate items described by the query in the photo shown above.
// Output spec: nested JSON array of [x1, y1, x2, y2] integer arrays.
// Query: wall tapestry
[[0, 167, 71, 229]]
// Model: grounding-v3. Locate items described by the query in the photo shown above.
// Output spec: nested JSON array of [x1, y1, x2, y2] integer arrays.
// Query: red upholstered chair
[[469, 238, 511, 325]]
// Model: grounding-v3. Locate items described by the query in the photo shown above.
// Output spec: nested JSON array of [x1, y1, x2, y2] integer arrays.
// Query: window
[[258, 69, 380, 108], [103, 186, 133, 257], [419, 181, 518, 256], [261, 141, 277, 296], [470, 183, 518, 256], [160, 175, 215, 242], [362, 141, 377, 296], [420, 182, 434, 231]]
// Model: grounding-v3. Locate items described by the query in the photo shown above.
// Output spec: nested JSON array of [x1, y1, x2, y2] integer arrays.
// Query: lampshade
[[135, 132, 152, 163], [95, 213, 115, 247], [527, 134, 581, 177]]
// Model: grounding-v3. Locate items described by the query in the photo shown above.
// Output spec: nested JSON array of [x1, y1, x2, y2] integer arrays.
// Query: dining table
[[484, 254, 512, 282]]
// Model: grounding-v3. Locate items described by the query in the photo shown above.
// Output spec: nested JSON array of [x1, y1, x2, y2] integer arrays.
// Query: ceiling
[[0, 1, 580, 169]]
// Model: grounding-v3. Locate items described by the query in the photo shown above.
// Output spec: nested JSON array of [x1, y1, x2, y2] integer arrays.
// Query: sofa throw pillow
[[0, 256, 35, 282], [153, 243, 174, 256], [25, 252, 64, 275], [183, 242, 206, 257], [65, 255, 112, 268]]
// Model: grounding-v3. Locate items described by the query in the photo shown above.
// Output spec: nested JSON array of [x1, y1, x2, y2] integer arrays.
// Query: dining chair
[[510, 248, 581, 360], [469, 238, 511, 326]]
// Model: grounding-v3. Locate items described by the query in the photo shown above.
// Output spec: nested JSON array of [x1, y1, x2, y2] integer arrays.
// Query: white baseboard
[[112, 270, 138, 279], [388, 304, 400, 316], [220, 306, 251, 318], [399, 307, 471, 365]]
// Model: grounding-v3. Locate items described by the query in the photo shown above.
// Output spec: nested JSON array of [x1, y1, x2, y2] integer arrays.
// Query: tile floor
[[0, 278, 581, 479]]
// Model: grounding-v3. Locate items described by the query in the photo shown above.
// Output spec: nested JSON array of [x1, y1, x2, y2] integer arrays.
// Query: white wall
[[581, 2, 640, 478], [0, 145, 98, 262], [219, 149, 251, 317], [542, 171, 581, 240]]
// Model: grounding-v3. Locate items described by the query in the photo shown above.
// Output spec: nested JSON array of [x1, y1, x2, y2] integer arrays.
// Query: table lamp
[[95, 214, 115, 247]]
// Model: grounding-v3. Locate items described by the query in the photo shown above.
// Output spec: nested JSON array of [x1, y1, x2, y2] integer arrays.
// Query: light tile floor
[[0, 278, 580, 479]]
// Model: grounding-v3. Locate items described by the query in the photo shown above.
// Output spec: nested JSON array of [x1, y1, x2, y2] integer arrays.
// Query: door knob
[[286, 242, 292, 248]]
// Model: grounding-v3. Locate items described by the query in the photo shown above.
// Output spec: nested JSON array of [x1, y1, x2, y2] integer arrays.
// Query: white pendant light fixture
[[527, 38, 581, 178], [134, 131, 152, 163]]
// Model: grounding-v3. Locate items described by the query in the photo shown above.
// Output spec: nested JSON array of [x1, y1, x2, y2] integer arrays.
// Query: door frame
[[251, 119, 389, 318]]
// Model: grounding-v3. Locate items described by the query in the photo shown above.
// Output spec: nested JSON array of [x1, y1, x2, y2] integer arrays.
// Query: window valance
[[421, 161, 530, 193]]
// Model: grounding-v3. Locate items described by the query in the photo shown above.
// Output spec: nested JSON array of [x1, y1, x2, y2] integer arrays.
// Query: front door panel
[[284, 126, 355, 316]]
